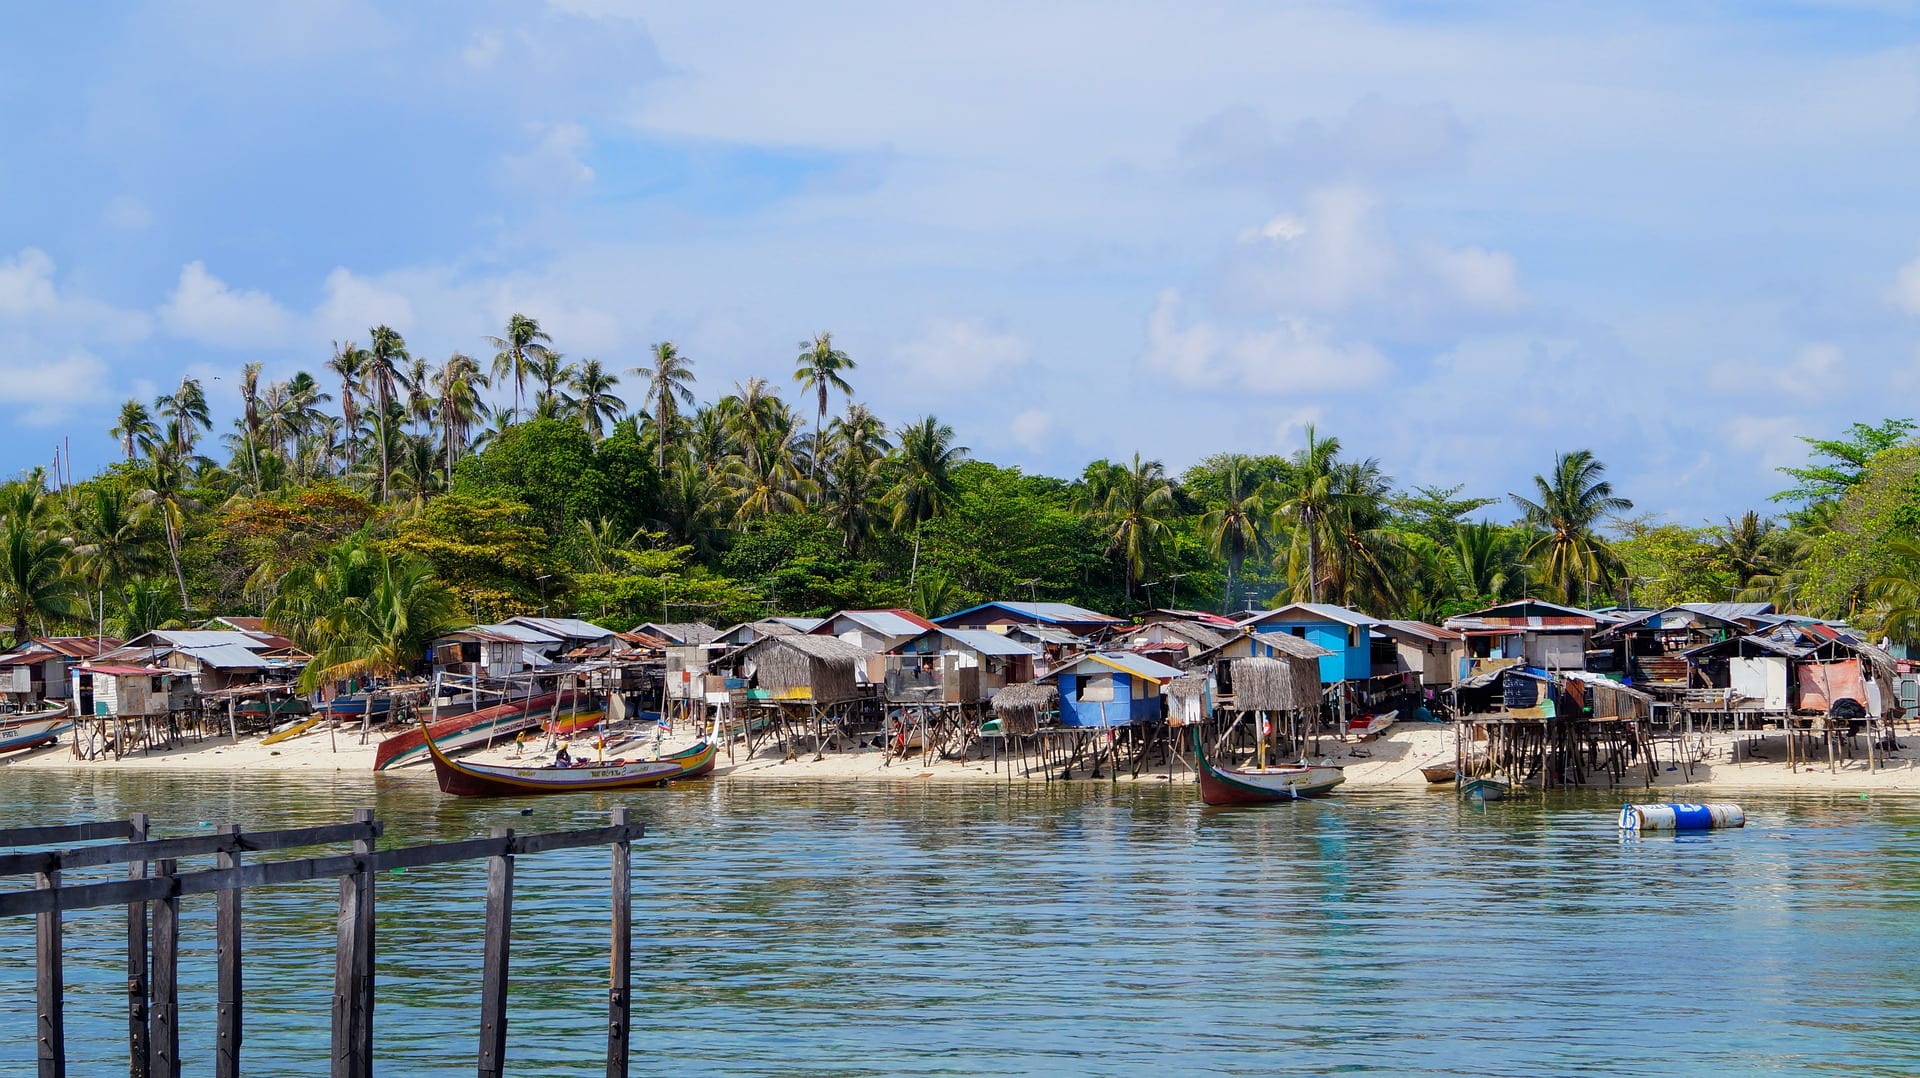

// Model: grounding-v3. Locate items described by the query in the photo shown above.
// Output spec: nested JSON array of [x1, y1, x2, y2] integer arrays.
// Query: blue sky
[[4, 1, 1920, 523]]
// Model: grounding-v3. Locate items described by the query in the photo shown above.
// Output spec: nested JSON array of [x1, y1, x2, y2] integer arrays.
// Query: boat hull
[[0, 717, 72, 754], [427, 738, 717, 797], [1192, 727, 1344, 805], [1421, 765, 1458, 784], [374, 691, 598, 770]]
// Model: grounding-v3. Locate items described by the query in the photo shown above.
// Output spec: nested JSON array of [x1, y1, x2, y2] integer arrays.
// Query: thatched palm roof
[[1231, 656, 1323, 712], [991, 681, 1057, 736], [748, 635, 872, 702], [1165, 673, 1209, 700]]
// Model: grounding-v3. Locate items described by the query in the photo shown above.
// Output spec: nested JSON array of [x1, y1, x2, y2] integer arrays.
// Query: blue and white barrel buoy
[[1618, 803, 1745, 831]]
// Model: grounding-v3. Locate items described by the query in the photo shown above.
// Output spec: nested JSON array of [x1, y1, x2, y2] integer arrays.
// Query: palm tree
[[1718, 511, 1783, 588], [886, 415, 967, 587], [131, 443, 203, 610], [114, 579, 184, 638], [1508, 449, 1634, 606], [274, 546, 465, 693], [404, 356, 435, 440], [1096, 453, 1175, 601], [111, 400, 157, 461], [724, 378, 791, 471], [67, 484, 159, 595], [793, 331, 856, 488], [566, 359, 625, 441], [723, 429, 814, 526], [1869, 538, 1920, 640], [435, 353, 490, 479], [1198, 454, 1265, 613], [1453, 521, 1519, 605], [634, 342, 697, 470], [0, 482, 82, 643], [365, 324, 409, 502], [155, 377, 211, 455], [237, 361, 264, 492], [327, 340, 369, 463], [1264, 426, 1355, 604], [823, 451, 883, 554], [486, 313, 552, 424], [655, 450, 730, 558]]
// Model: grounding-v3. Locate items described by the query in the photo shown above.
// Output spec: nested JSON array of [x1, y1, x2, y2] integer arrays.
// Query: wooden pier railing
[[0, 808, 643, 1078]]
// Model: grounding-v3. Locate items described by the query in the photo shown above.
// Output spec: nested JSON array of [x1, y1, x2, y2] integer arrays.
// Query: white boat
[[0, 714, 72, 754]]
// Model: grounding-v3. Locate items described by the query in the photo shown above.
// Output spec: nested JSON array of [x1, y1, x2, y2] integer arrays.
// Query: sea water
[[3, 770, 1919, 1075]]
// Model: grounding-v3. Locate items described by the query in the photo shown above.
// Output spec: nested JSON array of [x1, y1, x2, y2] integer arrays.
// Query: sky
[[3, 1, 1920, 524]]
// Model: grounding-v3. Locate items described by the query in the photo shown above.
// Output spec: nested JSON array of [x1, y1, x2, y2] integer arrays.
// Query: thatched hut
[[991, 682, 1056, 736], [1230, 657, 1323, 712], [1164, 673, 1210, 726], [744, 635, 870, 703]]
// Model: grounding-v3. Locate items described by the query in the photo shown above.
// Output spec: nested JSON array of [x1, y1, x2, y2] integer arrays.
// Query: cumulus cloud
[[896, 317, 1031, 386], [0, 347, 113, 426], [501, 122, 595, 193], [1009, 408, 1053, 450], [0, 247, 150, 342], [1708, 342, 1845, 399], [159, 262, 294, 349], [1182, 95, 1467, 190], [1140, 289, 1388, 395], [314, 268, 416, 341], [0, 249, 59, 316]]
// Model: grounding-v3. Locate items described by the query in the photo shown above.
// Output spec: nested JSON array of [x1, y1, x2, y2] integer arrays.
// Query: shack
[[742, 635, 871, 705], [1043, 651, 1183, 728], [1443, 600, 1601, 674], [935, 600, 1125, 639], [0, 636, 119, 706], [1238, 602, 1379, 684], [886, 628, 1039, 703], [1372, 620, 1466, 689], [809, 609, 937, 655]]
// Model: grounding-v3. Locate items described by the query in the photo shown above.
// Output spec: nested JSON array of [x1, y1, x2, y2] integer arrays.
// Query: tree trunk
[[163, 512, 189, 611]]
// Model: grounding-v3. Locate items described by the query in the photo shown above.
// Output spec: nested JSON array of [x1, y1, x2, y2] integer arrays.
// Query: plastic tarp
[[1797, 659, 1865, 713], [1729, 656, 1788, 710]]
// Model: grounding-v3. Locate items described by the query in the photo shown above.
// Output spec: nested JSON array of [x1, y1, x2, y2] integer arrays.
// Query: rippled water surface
[[4, 770, 1920, 1075]]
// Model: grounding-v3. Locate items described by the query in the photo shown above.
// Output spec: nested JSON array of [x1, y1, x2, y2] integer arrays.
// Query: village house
[[1041, 651, 1184, 727], [935, 600, 1126, 639], [1238, 603, 1379, 684], [103, 629, 307, 696], [886, 628, 1039, 703], [1443, 599, 1605, 676], [1371, 620, 1467, 690], [808, 609, 937, 656], [0, 636, 120, 707]]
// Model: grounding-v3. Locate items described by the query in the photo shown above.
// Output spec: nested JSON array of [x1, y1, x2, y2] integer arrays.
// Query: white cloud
[[896, 317, 1031, 386], [1420, 243, 1523, 312], [1141, 289, 1388, 394], [1722, 414, 1808, 477], [1009, 409, 1052, 450], [313, 267, 416, 341], [158, 261, 293, 348], [0, 249, 59, 316], [1708, 341, 1845, 399], [101, 195, 152, 231], [1893, 249, 1920, 314], [0, 247, 150, 342], [462, 29, 504, 69], [1184, 95, 1468, 189], [0, 348, 113, 426]]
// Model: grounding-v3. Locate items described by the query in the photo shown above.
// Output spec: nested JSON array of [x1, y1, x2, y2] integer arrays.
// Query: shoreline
[[9, 722, 1920, 795]]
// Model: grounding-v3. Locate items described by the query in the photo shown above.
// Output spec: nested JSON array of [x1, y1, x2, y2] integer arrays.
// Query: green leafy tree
[[1198, 454, 1266, 613], [1773, 418, 1915, 506]]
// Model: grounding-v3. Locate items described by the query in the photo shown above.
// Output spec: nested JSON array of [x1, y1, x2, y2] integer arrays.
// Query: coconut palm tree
[[0, 481, 82, 643], [566, 359, 625, 441], [724, 429, 814, 526], [1198, 454, 1266, 613], [724, 378, 792, 471], [1868, 538, 1920, 640], [1718, 511, 1783, 588], [365, 324, 409, 502], [826, 402, 891, 470], [1453, 520, 1519, 605], [1096, 453, 1175, 601], [114, 579, 185, 639], [686, 405, 733, 471], [486, 313, 552, 424], [823, 451, 884, 554], [434, 353, 490, 479], [327, 340, 369, 463], [1509, 449, 1634, 606], [273, 543, 465, 693], [793, 331, 856, 488], [131, 442, 203, 610], [67, 484, 160, 595], [886, 415, 967, 587], [111, 399, 157, 462], [404, 356, 435, 441], [155, 377, 211, 455], [1264, 426, 1357, 604], [237, 362, 264, 492], [634, 342, 697, 470], [654, 450, 731, 558]]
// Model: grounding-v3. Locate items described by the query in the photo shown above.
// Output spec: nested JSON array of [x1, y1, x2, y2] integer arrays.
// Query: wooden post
[[36, 855, 63, 1078], [331, 808, 374, 1078], [149, 859, 179, 1078], [606, 808, 631, 1078], [127, 812, 151, 1078], [215, 824, 242, 1078], [477, 827, 515, 1078]]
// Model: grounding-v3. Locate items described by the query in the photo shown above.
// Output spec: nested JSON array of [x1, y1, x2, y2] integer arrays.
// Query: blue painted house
[[1237, 603, 1378, 684], [1042, 651, 1185, 727]]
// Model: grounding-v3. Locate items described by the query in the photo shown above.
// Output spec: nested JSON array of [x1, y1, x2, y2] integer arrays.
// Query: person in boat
[[553, 742, 574, 768]]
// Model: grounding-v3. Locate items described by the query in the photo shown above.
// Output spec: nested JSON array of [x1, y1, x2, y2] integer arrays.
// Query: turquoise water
[[4, 771, 1920, 1075]]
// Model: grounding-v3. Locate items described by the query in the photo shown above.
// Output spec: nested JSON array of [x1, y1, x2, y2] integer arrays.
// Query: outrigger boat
[[1191, 726, 1344, 805], [0, 713, 73, 754], [373, 689, 601, 770], [420, 715, 717, 797]]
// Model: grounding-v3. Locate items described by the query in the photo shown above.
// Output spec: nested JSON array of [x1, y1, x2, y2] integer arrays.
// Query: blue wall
[[1252, 622, 1371, 683], [1056, 670, 1161, 727]]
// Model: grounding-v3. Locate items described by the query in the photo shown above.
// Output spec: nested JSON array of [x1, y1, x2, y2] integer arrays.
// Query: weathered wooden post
[[331, 808, 375, 1078], [607, 808, 631, 1078], [127, 812, 151, 1078], [215, 824, 242, 1078], [36, 852, 63, 1078], [477, 826, 515, 1078], [150, 859, 179, 1078]]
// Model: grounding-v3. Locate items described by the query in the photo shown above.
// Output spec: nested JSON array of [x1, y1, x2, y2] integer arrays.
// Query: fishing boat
[[373, 690, 601, 770], [1346, 709, 1397, 738], [1191, 726, 1344, 805], [323, 693, 394, 719], [1421, 764, 1458, 784], [1460, 776, 1508, 802], [0, 704, 71, 730], [260, 714, 325, 746], [236, 696, 311, 721], [420, 716, 716, 797], [0, 714, 73, 754]]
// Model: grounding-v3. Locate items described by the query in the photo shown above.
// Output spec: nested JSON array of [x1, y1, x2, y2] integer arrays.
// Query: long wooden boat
[[373, 691, 600, 771], [0, 716, 73, 754], [324, 693, 393, 718], [422, 718, 716, 797], [1421, 764, 1458, 784], [1192, 726, 1344, 805], [0, 704, 71, 730], [260, 715, 326, 746]]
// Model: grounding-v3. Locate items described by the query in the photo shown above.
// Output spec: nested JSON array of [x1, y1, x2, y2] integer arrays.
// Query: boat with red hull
[[373, 690, 601, 771], [421, 717, 717, 797], [1192, 726, 1345, 805]]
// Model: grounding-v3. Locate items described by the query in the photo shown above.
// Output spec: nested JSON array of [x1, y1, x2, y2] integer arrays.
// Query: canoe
[[0, 716, 72, 754], [373, 691, 600, 770], [1191, 726, 1344, 805], [422, 717, 716, 797], [0, 705, 70, 730], [1461, 777, 1508, 802], [260, 715, 325, 746], [1421, 764, 1458, 784]]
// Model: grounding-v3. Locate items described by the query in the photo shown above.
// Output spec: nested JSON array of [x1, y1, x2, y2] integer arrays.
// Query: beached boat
[[421, 717, 716, 797], [324, 693, 393, 719], [1421, 764, 1458, 784], [0, 704, 71, 730], [373, 691, 601, 770], [260, 714, 325, 746], [237, 697, 311, 720], [0, 715, 73, 754], [1460, 777, 1508, 802], [1347, 710, 1397, 738], [1191, 726, 1344, 805]]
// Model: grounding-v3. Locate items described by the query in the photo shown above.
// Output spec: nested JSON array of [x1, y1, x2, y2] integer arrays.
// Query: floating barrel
[[1618, 803, 1745, 831]]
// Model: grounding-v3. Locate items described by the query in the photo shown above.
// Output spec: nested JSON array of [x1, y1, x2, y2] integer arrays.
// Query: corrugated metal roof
[[177, 643, 272, 669], [936, 601, 1123, 626], [504, 616, 615, 640], [1241, 602, 1379, 628], [633, 622, 719, 646], [1010, 625, 1085, 646], [139, 630, 271, 650], [476, 623, 561, 644], [1083, 651, 1185, 681], [940, 629, 1040, 657], [1677, 602, 1777, 621], [1248, 631, 1337, 659], [825, 609, 938, 638], [1375, 619, 1464, 643], [83, 663, 172, 677]]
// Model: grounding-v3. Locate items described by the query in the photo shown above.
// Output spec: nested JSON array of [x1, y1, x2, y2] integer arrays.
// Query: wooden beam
[[126, 813, 150, 1078], [0, 820, 380, 879], [476, 827, 514, 1078], [606, 807, 630, 1078], [149, 860, 178, 1078], [36, 860, 63, 1078], [215, 824, 242, 1078], [0, 819, 136, 847], [349, 808, 374, 1078]]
